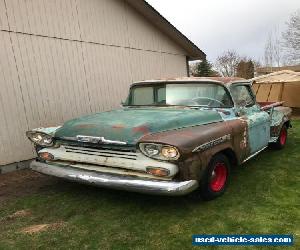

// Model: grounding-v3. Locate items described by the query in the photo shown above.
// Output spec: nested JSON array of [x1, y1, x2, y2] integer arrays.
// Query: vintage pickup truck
[[27, 77, 292, 200]]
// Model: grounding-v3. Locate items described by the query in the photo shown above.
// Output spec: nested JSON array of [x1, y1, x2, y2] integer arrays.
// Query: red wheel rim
[[280, 128, 287, 146], [210, 163, 227, 192]]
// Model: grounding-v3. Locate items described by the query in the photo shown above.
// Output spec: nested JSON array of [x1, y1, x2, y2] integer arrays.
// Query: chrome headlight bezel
[[26, 131, 54, 147], [139, 143, 180, 161]]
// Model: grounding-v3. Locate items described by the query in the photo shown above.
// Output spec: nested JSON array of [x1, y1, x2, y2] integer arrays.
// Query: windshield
[[126, 83, 233, 108]]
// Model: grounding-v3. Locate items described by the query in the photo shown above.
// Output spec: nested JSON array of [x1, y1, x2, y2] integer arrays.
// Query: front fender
[[269, 107, 292, 139], [139, 119, 248, 181], [177, 142, 234, 181], [32, 126, 62, 136]]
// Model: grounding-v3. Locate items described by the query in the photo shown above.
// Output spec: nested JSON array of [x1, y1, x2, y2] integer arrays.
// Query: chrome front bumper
[[30, 161, 199, 196]]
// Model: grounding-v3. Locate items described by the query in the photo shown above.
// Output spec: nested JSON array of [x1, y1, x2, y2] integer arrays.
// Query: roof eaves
[[125, 0, 206, 60]]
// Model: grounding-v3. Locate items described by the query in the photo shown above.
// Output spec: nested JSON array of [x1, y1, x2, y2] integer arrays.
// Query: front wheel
[[199, 154, 231, 201]]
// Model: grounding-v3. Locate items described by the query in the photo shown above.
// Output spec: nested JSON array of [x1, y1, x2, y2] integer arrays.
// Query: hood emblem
[[76, 135, 127, 145]]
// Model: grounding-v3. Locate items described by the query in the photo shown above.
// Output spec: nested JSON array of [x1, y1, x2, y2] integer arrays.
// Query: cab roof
[[131, 77, 252, 88]]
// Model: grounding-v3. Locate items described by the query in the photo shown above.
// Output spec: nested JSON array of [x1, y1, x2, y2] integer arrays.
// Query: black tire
[[270, 125, 288, 150], [198, 154, 231, 201]]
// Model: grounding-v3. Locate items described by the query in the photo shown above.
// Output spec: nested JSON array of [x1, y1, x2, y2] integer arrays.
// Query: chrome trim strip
[[192, 134, 231, 152], [242, 146, 268, 163], [64, 146, 137, 156], [30, 161, 198, 196], [64, 146, 137, 160]]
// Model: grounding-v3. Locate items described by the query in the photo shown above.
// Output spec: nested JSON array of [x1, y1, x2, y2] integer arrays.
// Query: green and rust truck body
[[27, 77, 292, 200]]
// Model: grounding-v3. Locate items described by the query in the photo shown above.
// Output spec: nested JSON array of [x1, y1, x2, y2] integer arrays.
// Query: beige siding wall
[[0, 0, 188, 165]]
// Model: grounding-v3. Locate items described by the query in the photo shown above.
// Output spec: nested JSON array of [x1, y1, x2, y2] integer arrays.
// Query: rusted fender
[[270, 106, 292, 137], [139, 119, 250, 181]]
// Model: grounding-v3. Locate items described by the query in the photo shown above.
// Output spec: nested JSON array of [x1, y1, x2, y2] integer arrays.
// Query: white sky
[[146, 0, 300, 62]]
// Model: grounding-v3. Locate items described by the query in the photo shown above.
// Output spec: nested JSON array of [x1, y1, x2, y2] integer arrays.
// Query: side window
[[215, 87, 233, 107], [132, 87, 154, 105], [231, 85, 255, 107]]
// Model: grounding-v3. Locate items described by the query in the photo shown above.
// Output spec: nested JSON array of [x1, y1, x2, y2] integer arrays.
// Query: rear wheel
[[199, 154, 231, 201], [271, 125, 288, 150]]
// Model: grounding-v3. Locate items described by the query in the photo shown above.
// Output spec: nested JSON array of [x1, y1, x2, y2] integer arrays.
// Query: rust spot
[[175, 130, 196, 138], [132, 125, 150, 134]]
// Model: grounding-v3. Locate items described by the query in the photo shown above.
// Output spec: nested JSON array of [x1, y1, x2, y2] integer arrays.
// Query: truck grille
[[64, 146, 138, 160], [56, 139, 136, 152]]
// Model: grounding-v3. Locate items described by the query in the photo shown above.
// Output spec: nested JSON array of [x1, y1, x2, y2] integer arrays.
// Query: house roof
[[125, 0, 206, 60], [252, 70, 300, 83]]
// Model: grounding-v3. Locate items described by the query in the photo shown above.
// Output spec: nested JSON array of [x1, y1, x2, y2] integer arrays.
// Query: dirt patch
[[7, 209, 31, 220], [0, 209, 32, 223], [21, 222, 65, 234], [0, 169, 59, 206]]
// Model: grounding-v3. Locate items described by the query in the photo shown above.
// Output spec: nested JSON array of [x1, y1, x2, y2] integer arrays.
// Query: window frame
[[126, 82, 235, 108], [229, 84, 256, 108]]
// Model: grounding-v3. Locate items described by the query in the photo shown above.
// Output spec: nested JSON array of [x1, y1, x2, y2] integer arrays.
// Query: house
[[0, 0, 205, 170]]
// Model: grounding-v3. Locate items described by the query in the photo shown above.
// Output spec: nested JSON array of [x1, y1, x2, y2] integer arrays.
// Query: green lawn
[[0, 121, 299, 250]]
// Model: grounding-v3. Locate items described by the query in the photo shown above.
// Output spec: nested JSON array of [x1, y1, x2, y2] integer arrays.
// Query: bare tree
[[264, 28, 282, 67], [253, 60, 262, 70], [215, 50, 241, 77], [264, 33, 273, 67], [189, 61, 198, 76], [273, 29, 282, 67], [282, 10, 300, 65]]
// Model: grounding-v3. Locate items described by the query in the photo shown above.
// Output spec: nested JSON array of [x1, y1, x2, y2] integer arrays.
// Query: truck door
[[231, 84, 270, 155]]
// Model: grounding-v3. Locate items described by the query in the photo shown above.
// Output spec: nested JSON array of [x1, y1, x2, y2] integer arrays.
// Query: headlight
[[161, 146, 179, 159], [139, 143, 180, 160], [26, 131, 54, 146]]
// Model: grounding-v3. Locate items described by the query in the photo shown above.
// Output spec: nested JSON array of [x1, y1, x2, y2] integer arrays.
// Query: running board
[[243, 146, 268, 163]]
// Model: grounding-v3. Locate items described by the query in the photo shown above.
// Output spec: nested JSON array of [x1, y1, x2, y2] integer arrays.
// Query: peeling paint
[[54, 108, 223, 145], [132, 125, 150, 135]]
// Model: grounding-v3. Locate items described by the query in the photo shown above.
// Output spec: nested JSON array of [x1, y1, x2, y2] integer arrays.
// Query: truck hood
[[54, 108, 223, 145]]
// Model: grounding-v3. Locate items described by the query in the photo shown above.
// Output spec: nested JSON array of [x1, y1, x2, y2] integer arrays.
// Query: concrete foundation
[[0, 160, 31, 174]]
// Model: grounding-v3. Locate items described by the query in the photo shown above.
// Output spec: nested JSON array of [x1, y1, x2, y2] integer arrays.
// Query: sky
[[146, 0, 300, 63]]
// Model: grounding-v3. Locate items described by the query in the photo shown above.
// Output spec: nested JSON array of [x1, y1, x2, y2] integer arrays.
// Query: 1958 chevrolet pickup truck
[[27, 77, 292, 200]]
